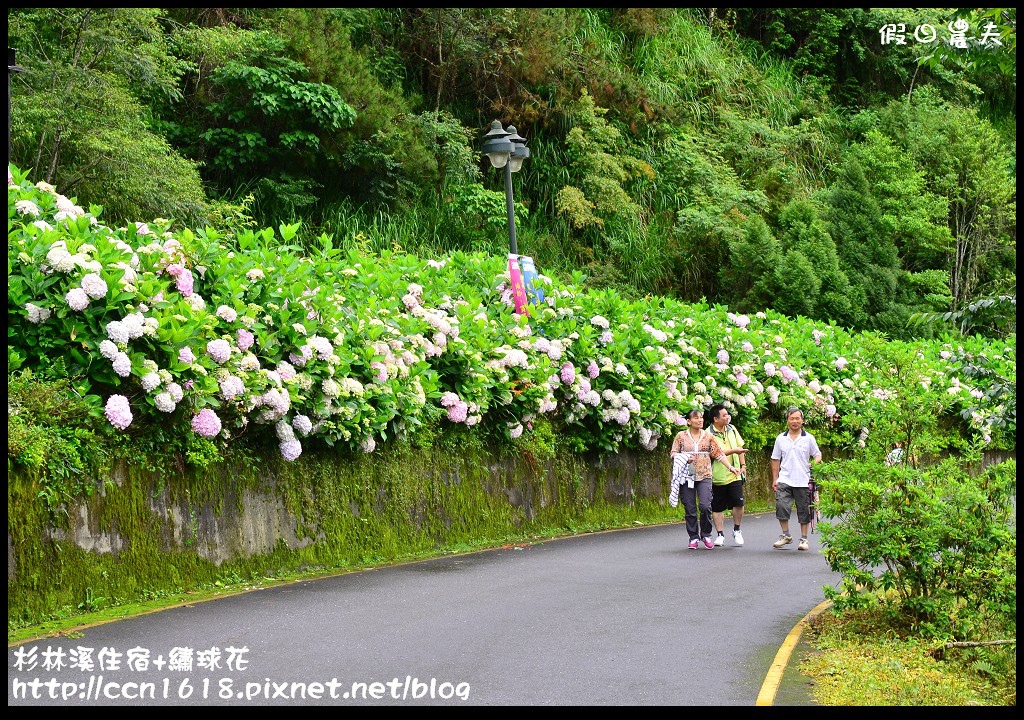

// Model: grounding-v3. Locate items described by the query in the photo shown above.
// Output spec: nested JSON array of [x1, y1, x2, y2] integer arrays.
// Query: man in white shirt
[[770, 407, 822, 551]]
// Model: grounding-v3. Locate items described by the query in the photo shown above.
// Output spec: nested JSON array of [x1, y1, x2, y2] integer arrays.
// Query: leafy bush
[[814, 341, 1016, 639], [7, 372, 110, 517]]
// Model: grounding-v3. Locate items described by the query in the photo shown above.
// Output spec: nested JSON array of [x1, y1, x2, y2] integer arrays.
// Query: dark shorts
[[711, 479, 745, 512], [775, 483, 811, 524]]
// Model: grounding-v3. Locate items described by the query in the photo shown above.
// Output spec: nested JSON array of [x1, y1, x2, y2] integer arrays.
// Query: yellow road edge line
[[755, 598, 834, 706]]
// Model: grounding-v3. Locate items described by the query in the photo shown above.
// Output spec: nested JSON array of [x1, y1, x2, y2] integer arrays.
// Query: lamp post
[[483, 120, 531, 314]]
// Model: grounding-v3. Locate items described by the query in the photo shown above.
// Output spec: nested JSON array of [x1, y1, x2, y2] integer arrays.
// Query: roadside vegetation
[[805, 341, 1015, 706], [7, 7, 1015, 705]]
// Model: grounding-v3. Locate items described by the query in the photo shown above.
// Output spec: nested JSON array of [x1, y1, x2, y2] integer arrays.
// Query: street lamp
[[483, 120, 532, 313]]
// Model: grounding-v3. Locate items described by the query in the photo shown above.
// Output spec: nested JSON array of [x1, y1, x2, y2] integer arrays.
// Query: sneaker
[[773, 534, 793, 549], [714, 534, 725, 547], [688, 538, 699, 550], [798, 537, 809, 551], [733, 529, 744, 546], [702, 536, 715, 549]]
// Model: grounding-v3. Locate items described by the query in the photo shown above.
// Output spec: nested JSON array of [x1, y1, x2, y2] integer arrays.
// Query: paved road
[[8, 511, 841, 706]]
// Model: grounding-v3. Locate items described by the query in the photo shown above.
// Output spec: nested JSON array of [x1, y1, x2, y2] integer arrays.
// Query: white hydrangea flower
[[26, 303, 52, 324], [154, 392, 176, 413], [141, 372, 162, 392]]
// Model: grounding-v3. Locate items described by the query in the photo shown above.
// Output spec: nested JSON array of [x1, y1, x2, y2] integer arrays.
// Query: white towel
[[669, 453, 692, 507]]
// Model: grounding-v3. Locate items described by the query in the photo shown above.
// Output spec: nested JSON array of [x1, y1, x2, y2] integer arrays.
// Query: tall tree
[[776, 199, 859, 329], [824, 159, 900, 334], [8, 8, 208, 224], [874, 89, 1016, 312]]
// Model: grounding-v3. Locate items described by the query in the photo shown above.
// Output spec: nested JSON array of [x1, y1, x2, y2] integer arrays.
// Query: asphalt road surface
[[8, 510, 841, 706]]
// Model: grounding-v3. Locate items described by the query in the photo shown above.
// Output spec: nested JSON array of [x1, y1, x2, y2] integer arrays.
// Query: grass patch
[[800, 606, 1015, 706]]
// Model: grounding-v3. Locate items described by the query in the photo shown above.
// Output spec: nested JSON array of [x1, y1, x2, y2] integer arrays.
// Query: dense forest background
[[8, 8, 1016, 341]]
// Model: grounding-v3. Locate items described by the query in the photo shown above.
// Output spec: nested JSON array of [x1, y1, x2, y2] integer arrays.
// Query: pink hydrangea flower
[[446, 401, 469, 423], [112, 352, 132, 377], [179, 346, 196, 364], [834, 357, 849, 371], [236, 328, 255, 352], [206, 339, 231, 364], [560, 362, 576, 385], [587, 360, 600, 379], [219, 375, 245, 400], [191, 408, 222, 438], [276, 361, 296, 380], [104, 395, 133, 430], [175, 268, 194, 297]]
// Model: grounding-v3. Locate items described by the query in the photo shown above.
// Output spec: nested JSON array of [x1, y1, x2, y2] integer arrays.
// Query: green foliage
[[775, 199, 858, 328], [511, 415, 559, 463], [7, 372, 109, 519], [8, 8, 209, 227], [814, 342, 1016, 640], [196, 42, 355, 181], [865, 89, 1016, 321], [729, 9, 909, 108], [823, 158, 901, 333], [555, 90, 654, 234]]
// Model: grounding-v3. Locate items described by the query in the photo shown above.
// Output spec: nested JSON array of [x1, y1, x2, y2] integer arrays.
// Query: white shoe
[[713, 534, 725, 547], [733, 529, 744, 546], [773, 534, 793, 548]]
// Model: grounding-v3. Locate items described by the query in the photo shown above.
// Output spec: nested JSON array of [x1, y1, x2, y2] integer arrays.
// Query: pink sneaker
[[702, 536, 715, 549], [688, 538, 699, 550]]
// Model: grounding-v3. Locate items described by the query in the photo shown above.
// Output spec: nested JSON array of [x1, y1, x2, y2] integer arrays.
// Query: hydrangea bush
[[7, 164, 1016, 464]]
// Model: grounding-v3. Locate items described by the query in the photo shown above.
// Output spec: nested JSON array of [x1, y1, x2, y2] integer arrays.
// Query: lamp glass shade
[[483, 136, 514, 168], [509, 144, 530, 173], [487, 152, 510, 169]]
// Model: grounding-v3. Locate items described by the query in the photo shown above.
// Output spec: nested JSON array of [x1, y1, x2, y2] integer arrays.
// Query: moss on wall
[[8, 441, 685, 627]]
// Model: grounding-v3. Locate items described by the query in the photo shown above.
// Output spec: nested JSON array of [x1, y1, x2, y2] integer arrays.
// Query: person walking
[[770, 406, 822, 551], [706, 403, 749, 547], [670, 408, 742, 550]]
